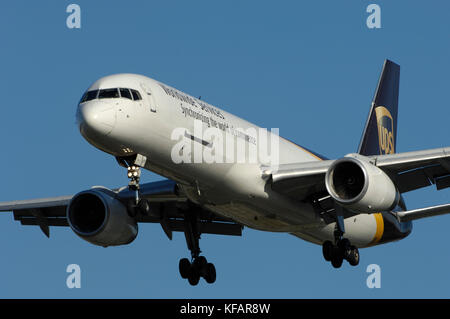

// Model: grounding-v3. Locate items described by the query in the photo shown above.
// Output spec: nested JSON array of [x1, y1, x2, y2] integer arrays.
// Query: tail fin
[[358, 59, 400, 156]]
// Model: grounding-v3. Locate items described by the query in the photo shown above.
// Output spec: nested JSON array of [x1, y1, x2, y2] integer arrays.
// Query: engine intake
[[68, 193, 106, 234], [67, 188, 138, 247], [325, 154, 399, 213]]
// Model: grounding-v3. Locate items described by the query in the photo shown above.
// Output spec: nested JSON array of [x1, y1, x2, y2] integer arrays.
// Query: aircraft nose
[[77, 101, 116, 136]]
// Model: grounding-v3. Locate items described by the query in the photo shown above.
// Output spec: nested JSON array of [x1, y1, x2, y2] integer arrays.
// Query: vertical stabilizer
[[358, 60, 400, 156]]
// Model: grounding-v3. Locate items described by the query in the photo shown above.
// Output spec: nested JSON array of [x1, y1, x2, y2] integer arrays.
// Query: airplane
[[1, 59, 449, 286]]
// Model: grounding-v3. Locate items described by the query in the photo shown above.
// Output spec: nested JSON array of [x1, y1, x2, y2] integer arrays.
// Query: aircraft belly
[[205, 202, 292, 231], [199, 184, 324, 233]]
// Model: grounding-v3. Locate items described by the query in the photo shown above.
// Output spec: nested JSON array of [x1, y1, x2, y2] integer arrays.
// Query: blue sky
[[0, 1, 449, 298]]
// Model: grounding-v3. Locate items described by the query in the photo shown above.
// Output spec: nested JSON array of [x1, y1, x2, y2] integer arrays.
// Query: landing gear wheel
[[338, 238, 351, 251], [179, 258, 191, 279], [137, 198, 150, 216], [194, 256, 207, 269], [204, 263, 216, 284], [188, 268, 201, 286], [347, 246, 360, 266], [322, 241, 333, 262], [330, 246, 344, 269], [126, 201, 137, 217]]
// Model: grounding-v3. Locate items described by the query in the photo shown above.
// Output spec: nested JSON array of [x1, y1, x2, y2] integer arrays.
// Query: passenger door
[[140, 83, 157, 113]]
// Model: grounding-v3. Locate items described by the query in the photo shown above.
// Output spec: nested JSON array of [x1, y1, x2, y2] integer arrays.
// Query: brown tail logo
[[375, 106, 395, 154]]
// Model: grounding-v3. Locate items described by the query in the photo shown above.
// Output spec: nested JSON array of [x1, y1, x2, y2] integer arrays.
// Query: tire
[[137, 199, 150, 216], [204, 263, 216, 284], [188, 270, 200, 286], [331, 246, 344, 268], [179, 258, 191, 279], [338, 238, 351, 251], [348, 246, 360, 266], [126, 201, 137, 217], [322, 241, 333, 261], [194, 256, 208, 269]]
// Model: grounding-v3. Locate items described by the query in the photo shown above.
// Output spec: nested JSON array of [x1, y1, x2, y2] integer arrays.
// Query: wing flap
[[373, 147, 450, 193], [436, 175, 450, 190], [0, 198, 71, 238], [395, 168, 432, 193], [269, 161, 331, 199], [18, 217, 69, 227]]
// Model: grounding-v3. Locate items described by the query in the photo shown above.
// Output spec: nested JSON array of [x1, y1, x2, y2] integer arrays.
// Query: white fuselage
[[76, 74, 399, 248]]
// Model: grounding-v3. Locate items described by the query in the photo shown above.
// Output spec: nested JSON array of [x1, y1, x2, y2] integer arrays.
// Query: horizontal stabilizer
[[396, 203, 450, 222]]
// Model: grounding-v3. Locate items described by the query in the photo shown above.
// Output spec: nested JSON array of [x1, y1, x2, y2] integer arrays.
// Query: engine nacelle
[[67, 188, 138, 247], [325, 154, 399, 213]]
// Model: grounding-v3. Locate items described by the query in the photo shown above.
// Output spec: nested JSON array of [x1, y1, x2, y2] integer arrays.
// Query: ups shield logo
[[375, 106, 395, 154]]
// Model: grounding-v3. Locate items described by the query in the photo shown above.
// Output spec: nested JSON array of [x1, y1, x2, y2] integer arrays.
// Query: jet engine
[[67, 188, 138, 247], [325, 154, 399, 213]]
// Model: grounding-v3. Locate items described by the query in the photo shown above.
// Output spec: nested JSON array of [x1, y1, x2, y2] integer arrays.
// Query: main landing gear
[[322, 238, 360, 268], [179, 256, 216, 286], [322, 209, 360, 268], [179, 208, 216, 286]]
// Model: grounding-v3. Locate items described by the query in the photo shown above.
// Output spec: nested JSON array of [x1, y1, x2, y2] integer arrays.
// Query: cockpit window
[[80, 87, 142, 103], [131, 89, 142, 101], [98, 88, 120, 99], [120, 88, 132, 100], [80, 90, 98, 103]]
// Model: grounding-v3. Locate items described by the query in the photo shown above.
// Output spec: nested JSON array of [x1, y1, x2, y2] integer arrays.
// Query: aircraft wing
[[0, 179, 242, 239], [270, 146, 450, 199], [268, 147, 450, 222], [370, 147, 450, 193]]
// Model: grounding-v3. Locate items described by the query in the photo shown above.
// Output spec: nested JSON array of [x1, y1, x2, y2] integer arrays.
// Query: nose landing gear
[[125, 164, 150, 217]]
